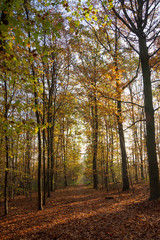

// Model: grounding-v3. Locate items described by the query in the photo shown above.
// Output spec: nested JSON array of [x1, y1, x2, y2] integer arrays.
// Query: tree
[[109, 0, 160, 200], [114, 16, 129, 190], [0, 0, 15, 215], [71, 33, 101, 189]]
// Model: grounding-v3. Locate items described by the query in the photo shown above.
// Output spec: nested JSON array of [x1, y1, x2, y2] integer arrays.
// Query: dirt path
[[0, 184, 160, 239]]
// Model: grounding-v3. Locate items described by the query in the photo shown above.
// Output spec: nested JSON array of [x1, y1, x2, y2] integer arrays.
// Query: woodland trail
[[0, 184, 160, 240]]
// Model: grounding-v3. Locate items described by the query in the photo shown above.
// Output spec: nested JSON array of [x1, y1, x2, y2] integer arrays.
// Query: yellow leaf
[[26, 43, 30, 48], [35, 126, 39, 133], [9, 41, 13, 49]]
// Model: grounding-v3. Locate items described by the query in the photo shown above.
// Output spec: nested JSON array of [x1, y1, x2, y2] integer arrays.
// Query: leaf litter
[[0, 183, 160, 239]]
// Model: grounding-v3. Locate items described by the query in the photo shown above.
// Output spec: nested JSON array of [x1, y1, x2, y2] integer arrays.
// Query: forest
[[0, 0, 160, 239]]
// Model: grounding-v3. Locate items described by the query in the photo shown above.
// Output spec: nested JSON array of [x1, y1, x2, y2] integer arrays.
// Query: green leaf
[[67, 16, 72, 22], [75, 20, 80, 27], [104, 15, 108, 21], [89, 5, 93, 11]]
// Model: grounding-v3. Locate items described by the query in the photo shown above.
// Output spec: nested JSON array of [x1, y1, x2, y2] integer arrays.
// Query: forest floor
[[0, 183, 160, 240]]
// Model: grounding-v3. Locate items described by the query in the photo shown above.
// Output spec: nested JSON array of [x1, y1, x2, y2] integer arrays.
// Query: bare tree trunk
[[47, 110, 51, 198], [139, 36, 160, 199], [129, 86, 139, 182], [42, 61, 46, 205], [104, 123, 109, 191], [26, 129, 31, 197], [4, 78, 9, 215], [111, 0, 160, 200], [42, 124, 46, 205], [100, 144, 105, 188], [37, 124, 43, 210], [54, 134, 60, 190], [114, 17, 129, 191], [157, 112, 160, 163], [4, 135, 9, 215], [50, 122, 55, 191], [110, 128, 115, 183], [32, 69, 42, 210], [117, 108, 129, 190], [62, 118, 67, 188], [11, 139, 15, 200], [140, 110, 144, 180], [0, 0, 13, 216], [92, 96, 98, 189]]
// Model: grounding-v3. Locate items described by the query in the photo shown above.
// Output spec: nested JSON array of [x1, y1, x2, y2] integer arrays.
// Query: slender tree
[[111, 0, 160, 199], [0, 0, 14, 215]]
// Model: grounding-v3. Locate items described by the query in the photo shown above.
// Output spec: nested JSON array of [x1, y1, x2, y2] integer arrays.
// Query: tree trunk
[[140, 110, 144, 180], [100, 144, 105, 188], [110, 128, 115, 183], [1, 0, 13, 216], [50, 122, 55, 191], [114, 16, 129, 191], [117, 104, 130, 191], [33, 72, 42, 210], [26, 130, 31, 197], [129, 86, 139, 182], [62, 118, 67, 188], [47, 108, 51, 198], [4, 134, 9, 215], [37, 126, 43, 210], [139, 36, 160, 199], [11, 139, 15, 200], [104, 124, 109, 191], [54, 134, 60, 190], [42, 125, 46, 205], [4, 75, 9, 215], [92, 96, 98, 189], [42, 69, 46, 205]]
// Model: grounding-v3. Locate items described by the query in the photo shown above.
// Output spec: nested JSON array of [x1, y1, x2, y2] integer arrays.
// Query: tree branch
[[98, 89, 144, 108], [124, 118, 146, 131], [122, 59, 140, 90], [150, 47, 160, 58], [112, 6, 137, 34]]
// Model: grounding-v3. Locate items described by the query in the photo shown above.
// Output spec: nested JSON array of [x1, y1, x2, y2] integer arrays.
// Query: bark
[[4, 79, 9, 215], [104, 124, 109, 191], [92, 54, 99, 190], [140, 111, 144, 180], [47, 56, 56, 195], [100, 145, 105, 188], [158, 113, 160, 163], [92, 96, 98, 189], [62, 119, 67, 188], [117, 103, 129, 190], [34, 79, 43, 210], [110, 129, 115, 183], [129, 86, 139, 182], [26, 130, 31, 196], [114, 17, 129, 191], [24, 0, 42, 208], [1, 0, 13, 216], [54, 134, 60, 190], [54, 161, 58, 191], [42, 123, 46, 205], [139, 35, 160, 199], [47, 110, 51, 198], [111, 0, 160, 199], [37, 125, 43, 210], [4, 135, 9, 215], [11, 139, 15, 200], [42, 63, 46, 205], [31, 65, 43, 210], [50, 122, 55, 191]]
